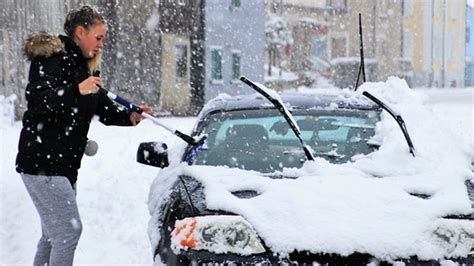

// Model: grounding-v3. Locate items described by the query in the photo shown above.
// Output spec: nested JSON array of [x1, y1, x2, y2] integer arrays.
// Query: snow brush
[[93, 70, 205, 146]]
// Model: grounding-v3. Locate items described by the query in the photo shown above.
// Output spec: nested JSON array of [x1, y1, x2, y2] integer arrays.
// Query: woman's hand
[[130, 105, 154, 126], [78, 76, 102, 95]]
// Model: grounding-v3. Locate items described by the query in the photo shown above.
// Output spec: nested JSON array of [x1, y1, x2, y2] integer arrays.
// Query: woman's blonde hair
[[64, 6, 105, 38], [64, 5, 105, 72]]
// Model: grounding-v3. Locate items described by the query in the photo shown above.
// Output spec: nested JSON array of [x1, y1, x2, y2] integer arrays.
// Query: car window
[[191, 109, 379, 172]]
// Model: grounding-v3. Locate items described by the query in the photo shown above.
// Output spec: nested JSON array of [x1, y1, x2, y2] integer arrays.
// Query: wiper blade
[[240, 76, 315, 161], [362, 91, 416, 156]]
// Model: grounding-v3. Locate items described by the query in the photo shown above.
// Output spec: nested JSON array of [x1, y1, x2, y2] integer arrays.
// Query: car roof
[[200, 92, 380, 117]]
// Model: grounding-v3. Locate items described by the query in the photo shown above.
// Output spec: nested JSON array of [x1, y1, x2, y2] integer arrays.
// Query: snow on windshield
[[148, 77, 473, 261]]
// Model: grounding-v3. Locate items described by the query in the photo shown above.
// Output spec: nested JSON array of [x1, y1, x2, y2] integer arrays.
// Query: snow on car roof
[[148, 77, 473, 261], [200, 89, 380, 114]]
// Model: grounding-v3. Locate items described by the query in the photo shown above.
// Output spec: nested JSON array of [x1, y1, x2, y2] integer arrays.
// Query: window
[[0, 35, 3, 85], [231, 51, 241, 81], [231, 0, 241, 8], [467, 27, 471, 46], [175, 45, 188, 82], [402, 31, 412, 59], [311, 35, 328, 70], [433, 30, 442, 60], [326, 0, 347, 12], [211, 48, 223, 81], [449, 1, 458, 19], [330, 36, 347, 59], [447, 31, 457, 60], [0, 30, 4, 85]]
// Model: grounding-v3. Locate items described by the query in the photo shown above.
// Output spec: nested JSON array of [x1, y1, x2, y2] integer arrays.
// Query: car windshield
[[190, 108, 379, 173]]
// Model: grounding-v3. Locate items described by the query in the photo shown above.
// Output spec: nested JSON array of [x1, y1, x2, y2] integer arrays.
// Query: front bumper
[[173, 250, 474, 265]]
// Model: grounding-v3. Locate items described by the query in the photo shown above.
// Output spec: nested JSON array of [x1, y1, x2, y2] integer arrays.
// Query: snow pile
[[148, 77, 473, 261], [0, 94, 17, 128], [1, 117, 195, 265], [264, 65, 298, 82]]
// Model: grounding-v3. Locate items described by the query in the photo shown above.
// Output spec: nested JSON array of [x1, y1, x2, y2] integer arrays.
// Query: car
[[139, 78, 474, 265]]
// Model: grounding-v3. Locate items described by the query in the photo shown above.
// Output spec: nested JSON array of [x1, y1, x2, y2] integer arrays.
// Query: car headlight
[[171, 215, 266, 255]]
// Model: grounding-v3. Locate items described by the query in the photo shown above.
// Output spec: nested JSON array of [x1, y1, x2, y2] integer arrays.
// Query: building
[[1, 0, 265, 117], [0, 1, 71, 117], [202, 0, 265, 102], [158, 0, 198, 115], [402, 0, 466, 88], [0, 0, 162, 117], [158, 0, 265, 115], [266, 0, 403, 88], [466, 1, 474, 87], [98, 0, 162, 111]]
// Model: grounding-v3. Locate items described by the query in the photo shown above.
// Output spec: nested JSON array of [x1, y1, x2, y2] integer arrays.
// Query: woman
[[16, 6, 152, 265]]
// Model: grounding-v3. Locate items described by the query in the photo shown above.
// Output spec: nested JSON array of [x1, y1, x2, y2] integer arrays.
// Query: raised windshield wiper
[[362, 91, 416, 157], [240, 76, 315, 161]]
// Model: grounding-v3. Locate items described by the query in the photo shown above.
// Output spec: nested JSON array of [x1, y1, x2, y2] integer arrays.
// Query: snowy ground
[[0, 87, 472, 265], [1, 116, 195, 265]]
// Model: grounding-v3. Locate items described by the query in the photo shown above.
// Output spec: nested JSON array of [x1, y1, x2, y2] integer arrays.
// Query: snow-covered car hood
[[148, 77, 473, 261], [151, 159, 472, 260]]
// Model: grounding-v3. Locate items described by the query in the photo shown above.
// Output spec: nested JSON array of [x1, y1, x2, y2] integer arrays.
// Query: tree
[[265, 14, 292, 77]]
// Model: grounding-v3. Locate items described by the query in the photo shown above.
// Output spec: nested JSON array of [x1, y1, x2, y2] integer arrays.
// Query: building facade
[[158, 0, 198, 115], [266, 0, 403, 88], [466, 2, 474, 87], [0, 0, 162, 117], [203, 0, 265, 102], [0, 1, 71, 117], [1, 0, 265, 117], [159, 0, 265, 114], [402, 0, 466, 88]]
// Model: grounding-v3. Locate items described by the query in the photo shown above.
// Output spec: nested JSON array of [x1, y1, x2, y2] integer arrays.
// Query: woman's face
[[75, 23, 106, 59]]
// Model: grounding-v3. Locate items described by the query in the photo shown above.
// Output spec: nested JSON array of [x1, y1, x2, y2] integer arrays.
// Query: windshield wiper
[[240, 76, 315, 161], [362, 91, 416, 157]]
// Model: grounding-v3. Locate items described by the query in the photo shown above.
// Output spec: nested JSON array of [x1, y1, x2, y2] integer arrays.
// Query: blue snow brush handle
[[92, 70, 204, 147], [103, 90, 143, 114], [107, 92, 143, 114]]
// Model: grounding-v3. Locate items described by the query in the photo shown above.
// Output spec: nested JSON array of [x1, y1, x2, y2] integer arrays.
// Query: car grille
[[288, 252, 381, 265]]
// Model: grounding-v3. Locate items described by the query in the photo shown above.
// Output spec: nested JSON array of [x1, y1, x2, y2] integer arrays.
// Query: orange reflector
[[172, 218, 197, 248]]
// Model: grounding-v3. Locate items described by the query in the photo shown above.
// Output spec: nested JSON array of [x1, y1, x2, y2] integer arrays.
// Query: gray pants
[[21, 174, 82, 266]]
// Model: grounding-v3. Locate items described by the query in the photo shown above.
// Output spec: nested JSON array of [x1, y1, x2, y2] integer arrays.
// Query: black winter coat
[[16, 33, 133, 185]]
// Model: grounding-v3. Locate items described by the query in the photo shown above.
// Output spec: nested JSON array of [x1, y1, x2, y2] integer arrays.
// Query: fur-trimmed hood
[[24, 31, 101, 72], [24, 32, 64, 60]]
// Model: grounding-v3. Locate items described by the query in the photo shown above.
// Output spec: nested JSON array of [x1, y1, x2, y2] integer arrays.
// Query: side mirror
[[136, 142, 169, 168]]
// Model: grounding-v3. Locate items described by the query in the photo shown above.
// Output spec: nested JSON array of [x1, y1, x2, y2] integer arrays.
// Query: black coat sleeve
[[95, 91, 134, 126], [25, 56, 80, 115]]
